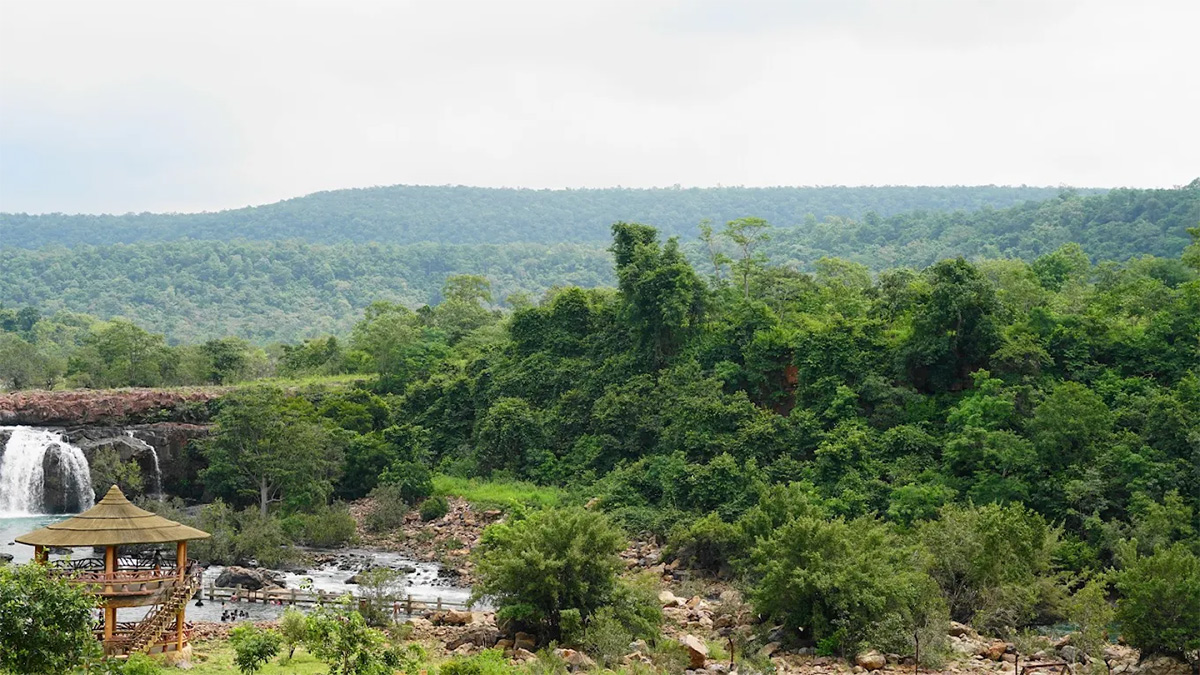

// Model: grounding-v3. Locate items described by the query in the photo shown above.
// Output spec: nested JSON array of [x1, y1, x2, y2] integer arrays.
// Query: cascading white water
[[126, 430, 163, 499], [0, 426, 94, 515]]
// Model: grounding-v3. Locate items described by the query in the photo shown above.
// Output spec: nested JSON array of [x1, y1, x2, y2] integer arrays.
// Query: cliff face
[[1, 389, 223, 506], [0, 388, 223, 427]]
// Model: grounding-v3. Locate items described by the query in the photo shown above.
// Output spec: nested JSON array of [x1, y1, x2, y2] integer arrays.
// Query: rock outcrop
[[0, 388, 221, 427], [215, 566, 284, 591]]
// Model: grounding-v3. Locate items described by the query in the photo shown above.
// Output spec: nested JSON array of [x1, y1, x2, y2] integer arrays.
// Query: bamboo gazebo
[[16, 485, 210, 656]]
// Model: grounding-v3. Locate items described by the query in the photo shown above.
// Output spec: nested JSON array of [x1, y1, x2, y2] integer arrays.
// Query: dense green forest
[[167, 219, 1199, 659], [1, 184, 1093, 248], [2, 184, 1195, 343], [6, 214, 1199, 660]]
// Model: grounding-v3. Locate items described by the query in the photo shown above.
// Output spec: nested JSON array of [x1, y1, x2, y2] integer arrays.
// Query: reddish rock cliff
[[0, 388, 224, 426]]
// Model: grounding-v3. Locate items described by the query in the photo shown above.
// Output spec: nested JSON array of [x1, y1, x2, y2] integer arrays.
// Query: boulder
[[982, 641, 1008, 661], [512, 648, 537, 662], [215, 566, 283, 591], [0, 552, 12, 565], [441, 610, 474, 626], [1130, 656, 1191, 675], [758, 642, 781, 658], [514, 631, 536, 652], [659, 590, 686, 607], [555, 648, 597, 669], [948, 620, 974, 638], [855, 650, 887, 671], [679, 635, 708, 668], [1059, 645, 1080, 663], [446, 624, 500, 650]]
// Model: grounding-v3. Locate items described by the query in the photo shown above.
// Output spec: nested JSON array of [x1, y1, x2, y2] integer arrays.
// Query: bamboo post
[[103, 545, 116, 644]]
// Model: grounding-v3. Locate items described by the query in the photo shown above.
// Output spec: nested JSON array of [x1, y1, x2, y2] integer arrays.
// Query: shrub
[[112, 653, 164, 675], [89, 446, 145, 500], [366, 483, 410, 533], [1114, 543, 1200, 658], [279, 608, 309, 660], [919, 502, 1060, 632], [304, 603, 390, 675], [419, 495, 450, 521], [582, 607, 633, 668], [380, 461, 434, 505], [229, 624, 282, 674], [295, 503, 358, 547], [1066, 577, 1114, 663], [666, 512, 747, 575], [473, 507, 625, 640], [0, 562, 98, 675], [439, 649, 515, 675], [355, 567, 404, 627], [751, 515, 946, 656]]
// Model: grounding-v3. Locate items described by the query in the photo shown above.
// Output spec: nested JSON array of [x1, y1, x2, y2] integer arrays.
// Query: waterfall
[[126, 431, 163, 499], [0, 426, 94, 516]]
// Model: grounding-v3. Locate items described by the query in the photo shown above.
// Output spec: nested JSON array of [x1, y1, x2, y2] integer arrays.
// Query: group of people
[[218, 601, 250, 622]]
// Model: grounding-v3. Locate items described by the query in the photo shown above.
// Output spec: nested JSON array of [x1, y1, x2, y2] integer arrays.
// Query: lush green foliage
[[4, 184, 1195, 344], [303, 602, 393, 675], [2, 184, 1085, 249], [0, 563, 98, 675], [1113, 544, 1200, 658], [230, 624, 283, 674], [472, 507, 626, 639], [419, 495, 449, 521]]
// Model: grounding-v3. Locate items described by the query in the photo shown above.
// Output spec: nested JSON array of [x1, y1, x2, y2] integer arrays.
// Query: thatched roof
[[15, 485, 211, 547]]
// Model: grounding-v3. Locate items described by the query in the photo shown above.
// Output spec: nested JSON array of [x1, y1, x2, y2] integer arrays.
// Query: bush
[[366, 483, 410, 533], [279, 607, 309, 660], [473, 507, 625, 639], [1114, 543, 1200, 658], [919, 503, 1061, 632], [0, 562, 98, 675], [380, 461, 434, 505], [304, 603, 390, 675], [666, 512, 747, 575], [582, 607, 632, 668], [294, 503, 358, 547], [229, 624, 282, 674], [751, 515, 947, 656], [439, 648, 515, 675], [419, 495, 450, 521], [89, 446, 145, 500]]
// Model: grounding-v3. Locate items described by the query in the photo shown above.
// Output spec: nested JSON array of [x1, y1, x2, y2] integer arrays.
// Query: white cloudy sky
[[1, 0, 1197, 214]]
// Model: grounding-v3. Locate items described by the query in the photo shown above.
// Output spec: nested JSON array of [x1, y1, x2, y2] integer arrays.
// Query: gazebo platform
[[16, 485, 210, 656]]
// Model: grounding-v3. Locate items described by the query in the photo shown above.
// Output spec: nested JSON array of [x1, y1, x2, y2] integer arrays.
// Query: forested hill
[[1, 183, 1197, 343], [1, 184, 1094, 248]]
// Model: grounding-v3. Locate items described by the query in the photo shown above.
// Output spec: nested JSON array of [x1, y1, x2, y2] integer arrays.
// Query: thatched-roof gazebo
[[17, 485, 210, 656]]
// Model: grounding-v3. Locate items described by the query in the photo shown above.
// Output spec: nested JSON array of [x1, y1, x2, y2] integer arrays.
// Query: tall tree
[[201, 387, 341, 515], [723, 217, 771, 300]]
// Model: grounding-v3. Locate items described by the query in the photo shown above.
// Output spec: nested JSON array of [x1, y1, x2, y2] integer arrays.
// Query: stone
[[679, 634, 709, 668], [855, 650, 886, 671], [0, 553, 12, 565], [446, 625, 500, 650], [1130, 656, 1190, 675], [759, 642, 781, 658], [659, 590, 686, 607], [1059, 645, 1080, 663], [441, 609, 474, 626], [983, 641, 1007, 661], [512, 648, 537, 662], [215, 566, 283, 591], [853, 667, 866, 674], [514, 631, 536, 652], [555, 648, 597, 668], [686, 595, 703, 608], [948, 620, 974, 638], [495, 639, 514, 650]]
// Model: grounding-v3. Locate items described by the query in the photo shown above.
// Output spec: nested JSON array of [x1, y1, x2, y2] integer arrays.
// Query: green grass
[[433, 474, 564, 512], [183, 640, 329, 674]]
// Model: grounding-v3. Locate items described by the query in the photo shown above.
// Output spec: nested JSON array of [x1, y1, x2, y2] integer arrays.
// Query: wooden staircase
[[126, 565, 202, 654]]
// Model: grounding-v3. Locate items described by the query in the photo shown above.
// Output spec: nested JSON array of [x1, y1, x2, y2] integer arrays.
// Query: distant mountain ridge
[[1, 184, 1098, 249]]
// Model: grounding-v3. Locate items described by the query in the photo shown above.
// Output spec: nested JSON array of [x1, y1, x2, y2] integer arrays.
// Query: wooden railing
[[49, 559, 196, 597]]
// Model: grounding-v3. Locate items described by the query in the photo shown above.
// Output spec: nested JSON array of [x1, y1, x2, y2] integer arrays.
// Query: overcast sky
[[1, 0, 1197, 214]]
